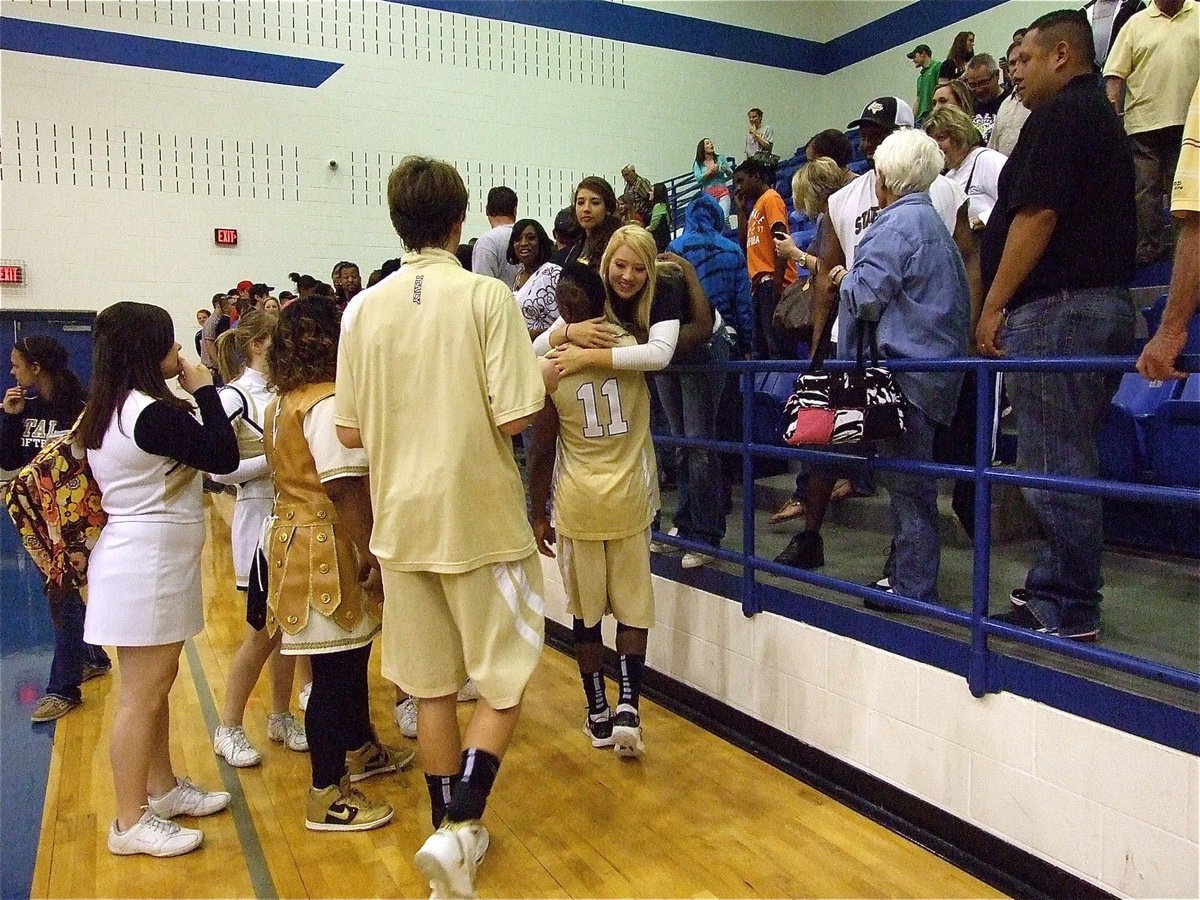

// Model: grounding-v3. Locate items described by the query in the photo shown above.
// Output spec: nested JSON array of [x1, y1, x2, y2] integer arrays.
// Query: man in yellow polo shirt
[[1103, 0, 1199, 263], [335, 156, 557, 899], [1138, 83, 1199, 379]]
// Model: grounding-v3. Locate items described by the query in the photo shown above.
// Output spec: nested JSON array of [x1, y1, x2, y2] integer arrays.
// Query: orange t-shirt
[[745, 189, 797, 286]]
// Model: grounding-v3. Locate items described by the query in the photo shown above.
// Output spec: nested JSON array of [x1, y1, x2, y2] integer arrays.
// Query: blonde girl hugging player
[[529, 261, 660, 757]]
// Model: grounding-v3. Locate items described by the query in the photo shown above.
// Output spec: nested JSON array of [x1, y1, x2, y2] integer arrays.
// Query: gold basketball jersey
[[551, 336, 659, 541]]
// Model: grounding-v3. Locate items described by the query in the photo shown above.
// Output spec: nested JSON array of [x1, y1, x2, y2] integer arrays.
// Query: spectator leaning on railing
[[977, 9, 1136, 642], [1137, 83, 1200, 381]]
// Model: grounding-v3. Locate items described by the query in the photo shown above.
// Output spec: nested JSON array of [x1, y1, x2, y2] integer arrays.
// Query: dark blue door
[[1, 310, 96, 392]]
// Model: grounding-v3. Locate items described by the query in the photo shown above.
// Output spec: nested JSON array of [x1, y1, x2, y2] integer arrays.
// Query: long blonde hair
[[215, 309, 277, 384], [600, 224, 660, 337]]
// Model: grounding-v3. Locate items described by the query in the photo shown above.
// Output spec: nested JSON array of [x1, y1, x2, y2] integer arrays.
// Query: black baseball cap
[[906, 43, 933, 59], [848, 97, 916, 131]]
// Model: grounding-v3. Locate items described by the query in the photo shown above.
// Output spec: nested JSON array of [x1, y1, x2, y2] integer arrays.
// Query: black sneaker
[[774, 532, 824, 569], [994, 599, 1099, 642], [1009, 587, 1030, 607], [863, 585, 903, 613], [582, 710, 615, 749], [991, 605, 1053, 634]]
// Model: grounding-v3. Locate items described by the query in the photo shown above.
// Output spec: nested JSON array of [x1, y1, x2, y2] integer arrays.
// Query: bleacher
[[655, 137, 1194, 560], [1102, 294, 1200, 556]]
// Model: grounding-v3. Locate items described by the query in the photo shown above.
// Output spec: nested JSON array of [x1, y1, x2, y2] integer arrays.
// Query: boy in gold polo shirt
[[528, 263, 659, 759], [334, 156, 558, 899]]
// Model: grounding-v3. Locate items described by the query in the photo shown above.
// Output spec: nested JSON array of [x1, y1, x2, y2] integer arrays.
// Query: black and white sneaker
[[582, 710, 615, 749], [611, 704, 645, 759], [1009, 587, 1030, 607]]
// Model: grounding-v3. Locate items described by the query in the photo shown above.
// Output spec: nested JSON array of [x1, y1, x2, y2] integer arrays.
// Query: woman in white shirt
[[924, 105, 1007, 231], [79, 302, 239, 858]]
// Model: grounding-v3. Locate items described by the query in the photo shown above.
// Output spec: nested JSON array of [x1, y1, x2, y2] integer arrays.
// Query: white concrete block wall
[[540, 556, 1199, 898]]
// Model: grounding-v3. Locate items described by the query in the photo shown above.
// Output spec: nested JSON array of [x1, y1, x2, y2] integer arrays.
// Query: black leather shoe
[[774, 531, 824, 569]]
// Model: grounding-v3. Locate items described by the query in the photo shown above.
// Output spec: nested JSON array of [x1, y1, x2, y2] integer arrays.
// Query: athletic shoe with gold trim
[[346, 739, 415, 782], [305, 776, 393, 832]]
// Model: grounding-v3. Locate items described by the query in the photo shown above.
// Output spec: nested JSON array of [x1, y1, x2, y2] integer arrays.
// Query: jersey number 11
[[577, 378, 629, 438]]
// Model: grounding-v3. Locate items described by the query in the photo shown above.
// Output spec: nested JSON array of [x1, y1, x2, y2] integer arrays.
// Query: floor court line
[[183, 638, 278, 900]]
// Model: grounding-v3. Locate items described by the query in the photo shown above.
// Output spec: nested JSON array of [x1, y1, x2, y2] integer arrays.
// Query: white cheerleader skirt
[[232, 493, 273, 589], [83, 519, 206, 646]]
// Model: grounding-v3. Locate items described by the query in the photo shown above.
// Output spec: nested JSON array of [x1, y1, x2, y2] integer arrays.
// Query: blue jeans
[[46, 591, 110, 702], [878, 403, 940, 602], [1003, 287, 1134, 630], [652, 328, 731, 548]]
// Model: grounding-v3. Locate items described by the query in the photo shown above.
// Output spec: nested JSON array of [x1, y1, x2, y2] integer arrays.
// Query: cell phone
[[771, 223, 788, 239]]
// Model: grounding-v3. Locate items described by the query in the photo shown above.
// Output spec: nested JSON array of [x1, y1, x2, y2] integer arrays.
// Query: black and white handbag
[[783, 319, 906, 446]]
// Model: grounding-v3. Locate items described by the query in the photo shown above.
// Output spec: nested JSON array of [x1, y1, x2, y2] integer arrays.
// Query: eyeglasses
[[965, 73, 998, 89]]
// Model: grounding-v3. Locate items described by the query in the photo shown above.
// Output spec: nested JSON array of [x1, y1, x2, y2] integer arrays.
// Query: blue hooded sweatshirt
[[668, 193, 755, 357]]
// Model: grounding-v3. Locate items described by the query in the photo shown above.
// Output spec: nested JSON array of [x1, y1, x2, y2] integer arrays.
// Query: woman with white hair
[[826, 129, 970, 605]]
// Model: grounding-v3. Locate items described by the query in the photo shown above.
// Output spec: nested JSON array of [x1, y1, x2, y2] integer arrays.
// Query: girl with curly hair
[[263, 296, 413, 832]]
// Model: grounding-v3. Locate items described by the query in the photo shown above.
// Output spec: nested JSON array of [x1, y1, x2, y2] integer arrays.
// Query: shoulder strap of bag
[[220, 383, 263, 436]]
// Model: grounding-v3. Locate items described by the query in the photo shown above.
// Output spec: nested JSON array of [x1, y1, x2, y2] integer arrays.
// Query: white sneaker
[[148, 777, 230, 819], [415, 820, 489, 899], [456, 679, 479, 702], [108, 809, 203, 857], [267, 712, 309, 752], [649, 527, 680, 554], [394, 697, 418, 739], [214, 725, 262, 768], [298, 681, 312, 712], [681, 550, 715, 569]]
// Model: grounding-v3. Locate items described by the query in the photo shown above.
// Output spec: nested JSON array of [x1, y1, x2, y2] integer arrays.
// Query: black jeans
[[306, 642, 374, 789]]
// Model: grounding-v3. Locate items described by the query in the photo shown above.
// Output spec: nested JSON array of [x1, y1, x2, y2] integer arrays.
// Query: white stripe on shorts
[[493, 560, 545, 650]]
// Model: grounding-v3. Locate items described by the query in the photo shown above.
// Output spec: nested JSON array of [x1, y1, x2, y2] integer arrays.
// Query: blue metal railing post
[[968, 364, 998, 697], [741, 370, 759, 616]]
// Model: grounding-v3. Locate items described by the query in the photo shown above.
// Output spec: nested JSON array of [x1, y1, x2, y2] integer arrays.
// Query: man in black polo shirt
[[977, 9, 1135, 641]]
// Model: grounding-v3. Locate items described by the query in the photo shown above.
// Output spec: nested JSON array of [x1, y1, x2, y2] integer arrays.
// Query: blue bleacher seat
[[1151, 375, 1200, 488], [1096, 373, 1183, 481], [847, 159, 870, 175]]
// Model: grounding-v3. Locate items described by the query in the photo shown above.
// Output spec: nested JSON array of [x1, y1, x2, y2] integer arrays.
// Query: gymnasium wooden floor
[[29, 495, 1004, 899]]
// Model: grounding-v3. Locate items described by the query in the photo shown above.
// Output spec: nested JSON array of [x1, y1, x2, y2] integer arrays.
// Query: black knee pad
[[615, 622, 647, 639], [573, 617, 602, 644]]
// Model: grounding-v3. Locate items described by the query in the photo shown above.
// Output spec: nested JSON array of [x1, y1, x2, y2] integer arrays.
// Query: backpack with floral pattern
[[3, 416, 106, 623]]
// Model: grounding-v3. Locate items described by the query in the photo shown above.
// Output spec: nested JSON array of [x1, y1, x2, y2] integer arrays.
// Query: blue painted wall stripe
[[400, 0, 1011, 75], [0, 17, 342, 88]]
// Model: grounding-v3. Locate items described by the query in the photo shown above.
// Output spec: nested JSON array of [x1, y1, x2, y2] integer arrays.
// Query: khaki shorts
[[558, 529, 655, 629], [379, 553, 545, 710]]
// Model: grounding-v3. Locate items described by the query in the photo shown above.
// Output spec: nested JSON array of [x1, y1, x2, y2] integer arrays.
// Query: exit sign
[[0, 262, 25, 284], [214, 228, 239, 246]]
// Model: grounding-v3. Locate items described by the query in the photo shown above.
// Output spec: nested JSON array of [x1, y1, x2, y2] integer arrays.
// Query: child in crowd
[[262, 297, 413, 833], [210, 311, 309, 768]]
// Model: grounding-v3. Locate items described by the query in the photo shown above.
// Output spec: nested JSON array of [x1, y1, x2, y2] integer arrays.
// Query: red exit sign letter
[[0, 264, 24, 284], [214, 228, 239, 246]]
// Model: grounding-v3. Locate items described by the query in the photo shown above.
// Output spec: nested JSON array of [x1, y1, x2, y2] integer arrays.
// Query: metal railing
[[649, 354, 1200, 699]]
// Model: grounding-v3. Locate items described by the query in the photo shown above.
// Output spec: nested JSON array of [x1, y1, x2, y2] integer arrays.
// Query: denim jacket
[[838, 192, 969, 425]]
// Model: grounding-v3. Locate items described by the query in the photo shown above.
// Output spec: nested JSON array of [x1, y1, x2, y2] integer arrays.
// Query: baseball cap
[[848, 97, 916, 131], [906, 43, 933, 59], [251, 282, 275, 295], [236, 279, 254, 293]]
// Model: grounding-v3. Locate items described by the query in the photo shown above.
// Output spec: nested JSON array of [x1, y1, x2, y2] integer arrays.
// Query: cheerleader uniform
[[210, 368, 274, 590], [264, 382, 410, 826], [84, 387, 237, 646]]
